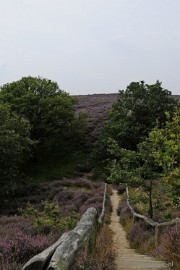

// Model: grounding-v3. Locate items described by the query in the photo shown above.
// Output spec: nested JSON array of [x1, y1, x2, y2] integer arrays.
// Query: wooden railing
[[125, 184, 180, 246], [98, 183, 107, 224]]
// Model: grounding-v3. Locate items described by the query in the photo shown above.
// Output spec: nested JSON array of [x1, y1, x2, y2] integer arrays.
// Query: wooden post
[[155, 226, 159, 247]]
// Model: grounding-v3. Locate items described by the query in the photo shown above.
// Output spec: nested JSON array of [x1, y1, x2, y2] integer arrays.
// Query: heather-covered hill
[[75, 94, 117, 141], [75, 93, 118, 119], [75, 93, 179, 141], [76, 93, 179, 118]]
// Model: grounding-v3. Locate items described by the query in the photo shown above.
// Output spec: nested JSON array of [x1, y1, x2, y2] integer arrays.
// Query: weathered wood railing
[[98, 183, 107, 224], [125, 184, 180, 246], [22, 183, 107, 270]]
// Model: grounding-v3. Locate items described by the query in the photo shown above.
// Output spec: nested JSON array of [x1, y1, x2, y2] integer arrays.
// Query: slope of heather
[[75, 94, 118, 141], [75, 93, 179, 141]]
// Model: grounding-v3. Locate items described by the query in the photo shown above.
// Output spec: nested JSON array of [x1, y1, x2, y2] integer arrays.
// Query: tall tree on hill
[[0, 77, 77, 149], [92, 81, 178, 176], [109, 80, 178, 150]]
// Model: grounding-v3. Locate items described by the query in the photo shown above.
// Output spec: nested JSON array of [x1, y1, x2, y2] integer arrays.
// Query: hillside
[[76, 93, 179, 118], [75, 94, 118, 141], [75, 93, 118, 118], [75, 93, 179, 140]]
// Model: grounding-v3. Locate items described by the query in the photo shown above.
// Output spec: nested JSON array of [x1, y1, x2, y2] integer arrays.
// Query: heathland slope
[[75, 93, 179, 140]]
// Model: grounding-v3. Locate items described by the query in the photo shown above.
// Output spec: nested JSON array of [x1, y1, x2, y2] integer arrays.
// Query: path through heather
[[109, 188, 169, 270]]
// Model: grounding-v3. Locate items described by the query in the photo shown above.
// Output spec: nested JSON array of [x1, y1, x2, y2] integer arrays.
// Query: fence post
[[155, 226, 159, 247]]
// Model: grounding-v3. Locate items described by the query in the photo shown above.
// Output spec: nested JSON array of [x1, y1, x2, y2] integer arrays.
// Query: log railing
[[23, 183, 107, 270], [125, 184, 180, 246], [98, 183, 107, 224]]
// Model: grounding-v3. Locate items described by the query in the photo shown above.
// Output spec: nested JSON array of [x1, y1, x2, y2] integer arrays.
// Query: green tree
[[107, 138, 141, 185], [149, 109, 180, 203], [92, 81, 178, 177], [0, 104, 33, 193], [109, 81, 178, 150], [0, 77, 76, 146]]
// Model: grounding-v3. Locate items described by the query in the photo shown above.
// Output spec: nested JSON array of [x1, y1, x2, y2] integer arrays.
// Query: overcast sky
[[0, 0, 180, 95]]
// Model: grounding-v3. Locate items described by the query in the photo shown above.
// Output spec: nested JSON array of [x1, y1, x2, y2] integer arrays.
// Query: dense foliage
[[92, 81, 178, 178], [0, 104, 33, 193], [149, 109, 180, 204], [0, 76, 87, 194], [107, 110, 179, 215], [0, 76, 76, 145], [109, 81, 177, 149]]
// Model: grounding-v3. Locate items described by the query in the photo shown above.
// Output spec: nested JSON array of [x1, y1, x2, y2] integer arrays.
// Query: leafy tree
[[149, 109, 180, 204], [107, 138, 141, 185], [108, 81, 178, 150], [92, 81, 178, 177], [0, 77, 77, 147], [91, 133, 114, 178], [0, 104, 33, 193]]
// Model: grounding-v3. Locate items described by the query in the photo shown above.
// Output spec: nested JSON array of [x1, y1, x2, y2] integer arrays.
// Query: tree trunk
[[149, 180, 153, 219]]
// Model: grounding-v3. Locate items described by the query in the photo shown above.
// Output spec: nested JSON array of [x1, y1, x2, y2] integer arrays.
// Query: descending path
[[109, 188, 170, 270]]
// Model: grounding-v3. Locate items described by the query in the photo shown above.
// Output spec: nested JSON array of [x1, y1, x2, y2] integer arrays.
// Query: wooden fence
[[22, 183, 107, 270], [125, 184, 180, 246]]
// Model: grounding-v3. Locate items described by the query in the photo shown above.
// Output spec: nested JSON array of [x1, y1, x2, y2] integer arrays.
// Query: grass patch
[[76, 225, 116, 270]]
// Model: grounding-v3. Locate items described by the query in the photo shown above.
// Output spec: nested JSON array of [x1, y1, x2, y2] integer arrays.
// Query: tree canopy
[[0, 76, 76, 145], [109, 81, 178, 149], [0, 76, 87, 193], [92, 81, 178, 176]]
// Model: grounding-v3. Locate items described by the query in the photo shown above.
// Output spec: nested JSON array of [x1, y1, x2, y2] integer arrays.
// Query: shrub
[[79, 187, 104, 215], [153, 225, 180, 269], [0, 216, 60, 270], [127, 222, 155, 253], [117, 183, 126, 194], [19, 201, 79, 231]]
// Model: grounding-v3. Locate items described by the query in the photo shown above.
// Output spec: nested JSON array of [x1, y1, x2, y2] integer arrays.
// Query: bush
[[127, 222, 155, 253], [0, 216, 60, 270], [19, 201, 79, 231], [117, 183, 126, 194], [153, 225, 180, 269]]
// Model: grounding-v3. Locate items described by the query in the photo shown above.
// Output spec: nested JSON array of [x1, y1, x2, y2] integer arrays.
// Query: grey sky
[[0, 0, 180, 95]]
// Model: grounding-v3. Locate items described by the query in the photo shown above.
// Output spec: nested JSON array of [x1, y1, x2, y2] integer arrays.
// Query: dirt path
[[109, 188, 169, 270]]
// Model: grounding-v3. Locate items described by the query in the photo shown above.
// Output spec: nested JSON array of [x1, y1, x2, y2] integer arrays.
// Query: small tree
[[107, 138, 142, 185], [149, 109, 180, 204]]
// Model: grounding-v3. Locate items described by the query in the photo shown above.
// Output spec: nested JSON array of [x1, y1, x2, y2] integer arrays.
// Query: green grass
[[27, 151, 88, 182]]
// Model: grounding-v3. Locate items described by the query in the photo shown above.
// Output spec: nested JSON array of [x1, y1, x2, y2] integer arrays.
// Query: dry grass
[[76, 225, 116, 270], [75, 184, 116, 270]]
